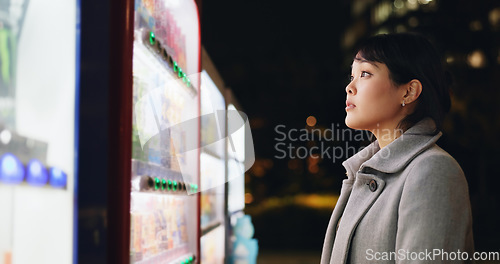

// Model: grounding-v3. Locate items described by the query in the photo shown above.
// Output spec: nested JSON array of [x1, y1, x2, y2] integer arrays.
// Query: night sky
[[201, 0, 349, 126]]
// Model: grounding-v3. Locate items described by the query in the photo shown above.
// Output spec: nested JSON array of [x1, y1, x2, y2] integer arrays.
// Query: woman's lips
[[346, 100, 356, 110]]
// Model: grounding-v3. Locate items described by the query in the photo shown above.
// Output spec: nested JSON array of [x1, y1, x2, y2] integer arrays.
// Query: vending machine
[[128, 0, 201, 263], [225, 100, 247, 263], [199, 70, 227, 264], [0, 0, 78, 263]]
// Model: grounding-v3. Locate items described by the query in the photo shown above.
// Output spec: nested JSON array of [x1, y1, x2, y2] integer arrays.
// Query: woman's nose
[[346, 82, 355, 95]]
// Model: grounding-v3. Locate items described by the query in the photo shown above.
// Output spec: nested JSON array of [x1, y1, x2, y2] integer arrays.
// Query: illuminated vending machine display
[[130, 0, 200, 263], [0, 0, 77, 264], [199, 71, 226, 264], [226, 104, 246, 216], [224, 90, 256, 262]]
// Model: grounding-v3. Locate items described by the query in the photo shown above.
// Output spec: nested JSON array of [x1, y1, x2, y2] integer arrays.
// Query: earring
[[402, 101, 406, 107]]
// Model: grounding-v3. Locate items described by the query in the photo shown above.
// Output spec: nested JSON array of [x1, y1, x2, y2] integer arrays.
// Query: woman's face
[[345, 54, 406, 132]]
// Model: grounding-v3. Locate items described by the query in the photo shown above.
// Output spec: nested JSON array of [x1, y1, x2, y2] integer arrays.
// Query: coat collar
[[343, 118, 442, 175]]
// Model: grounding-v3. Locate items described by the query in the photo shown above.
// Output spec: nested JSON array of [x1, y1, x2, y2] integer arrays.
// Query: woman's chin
[[345, 115, 359, 130], [345, 116, 369, 131]]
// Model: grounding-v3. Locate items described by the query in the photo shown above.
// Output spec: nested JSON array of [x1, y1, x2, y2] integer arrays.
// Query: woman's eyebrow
[[351, 57, 380, 68]]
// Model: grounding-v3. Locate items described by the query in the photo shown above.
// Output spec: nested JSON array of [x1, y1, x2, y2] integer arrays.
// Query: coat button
[[368, 179, 377, 192]]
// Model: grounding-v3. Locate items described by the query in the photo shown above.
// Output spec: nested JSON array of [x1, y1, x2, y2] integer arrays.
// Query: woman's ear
[[403, 79, 422, 104]]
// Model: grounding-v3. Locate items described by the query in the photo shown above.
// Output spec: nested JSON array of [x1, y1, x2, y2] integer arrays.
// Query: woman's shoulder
[[404, 144, 466, 186]]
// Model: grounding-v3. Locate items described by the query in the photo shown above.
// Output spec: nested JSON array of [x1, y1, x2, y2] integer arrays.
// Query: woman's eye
[[360, 71, 371, 77]]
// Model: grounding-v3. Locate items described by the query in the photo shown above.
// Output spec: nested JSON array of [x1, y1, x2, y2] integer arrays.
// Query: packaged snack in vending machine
[[159, 209, 168, 250], [178, 33, 186, 71], [143, 0, 154, 17], [173, 24, 180, 63], [147, 135, 161, 165], [172, 199, 181, 247], [143, 212, 157, 257], [179, 204, 189, 243], [153, 211, 164, 252], [165, 197, 175, 249], [132, 77, 149, 162], [159, 95, 171, 169], [153, 0, 165, 40], [130, 212, 143, 261], [170, 137, 181, 172], [166, 9, 175, 60], [164, 10, 170, 46]]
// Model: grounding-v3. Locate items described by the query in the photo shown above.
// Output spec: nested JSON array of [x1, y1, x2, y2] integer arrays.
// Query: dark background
[[201, 0, 500, 255]]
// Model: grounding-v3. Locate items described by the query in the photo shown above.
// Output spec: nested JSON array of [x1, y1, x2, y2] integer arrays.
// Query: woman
[[321, 33, 474, 263]]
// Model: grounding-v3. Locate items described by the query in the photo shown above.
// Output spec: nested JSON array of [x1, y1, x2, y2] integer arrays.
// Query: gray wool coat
[[321, 118, 474, 264]]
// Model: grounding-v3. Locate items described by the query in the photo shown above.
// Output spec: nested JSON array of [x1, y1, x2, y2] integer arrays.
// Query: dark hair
[[355, 32, 452, 132]]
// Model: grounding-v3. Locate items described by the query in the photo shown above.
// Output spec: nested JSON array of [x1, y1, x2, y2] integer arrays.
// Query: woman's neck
[[370, 123, 405, 149]]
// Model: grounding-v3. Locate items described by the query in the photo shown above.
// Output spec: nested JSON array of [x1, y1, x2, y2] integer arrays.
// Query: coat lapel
[[321, 179, 354, 264], [330, 173, 385, 264]]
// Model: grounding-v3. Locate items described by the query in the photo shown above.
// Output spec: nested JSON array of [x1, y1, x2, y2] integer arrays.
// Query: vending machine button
[[26, 159, 48, 186], [49, 167, 67, 188], [0, 153, 25, 184]]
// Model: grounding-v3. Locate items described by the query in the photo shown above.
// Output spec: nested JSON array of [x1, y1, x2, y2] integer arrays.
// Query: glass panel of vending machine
[[130, 0, 200, 263], [199, 70, 226, 264], [0, 0, 77, 263]]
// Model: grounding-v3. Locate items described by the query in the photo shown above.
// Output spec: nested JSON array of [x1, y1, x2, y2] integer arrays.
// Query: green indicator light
[[149, 32, 156, 45], [154, 178, 160, 190], [186, 78, 191, 88], [182, 73, 187, 83], [173, 61, 179, 72], [177, 68, 183, 78], [173, 181, 177, 191], [167, 180, 172, 191], [161, 179, 167, 190], [189, 256, 193, 262]]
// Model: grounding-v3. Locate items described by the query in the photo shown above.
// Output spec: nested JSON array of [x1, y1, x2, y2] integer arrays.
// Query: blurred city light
[[467, 50, 487, 68], [306, 116, 317, 127]]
